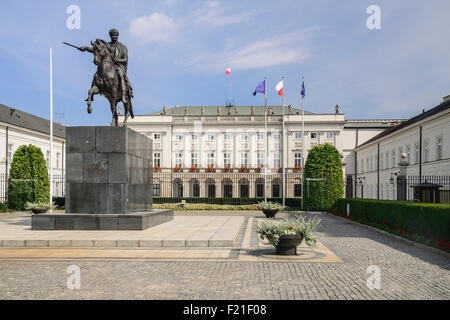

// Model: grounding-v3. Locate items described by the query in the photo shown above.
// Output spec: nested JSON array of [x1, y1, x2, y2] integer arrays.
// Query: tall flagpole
[[49, 47, 53, 211], [264, 77, 267, 107], [228, 73, 232, 105], [300, 76, 305, 210], [264, 110, 268, 202], [281, 77, 285, 207]]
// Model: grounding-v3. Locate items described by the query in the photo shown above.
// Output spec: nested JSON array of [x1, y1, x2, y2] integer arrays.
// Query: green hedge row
[[331, 198, 450, 241], [153, 197, 302, 207]]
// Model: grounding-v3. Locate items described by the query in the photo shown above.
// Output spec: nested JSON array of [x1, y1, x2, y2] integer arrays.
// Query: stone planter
[[276, 234, 303, 255], [262, 209, 278, 218], [31, 208, 48, 214]]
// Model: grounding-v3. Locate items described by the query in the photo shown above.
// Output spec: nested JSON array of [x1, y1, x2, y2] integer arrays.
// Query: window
[[223, 133, 231, 140], [391, 150, 396, 168], [294, 184, 302, 197], [240, 153, 248, 167], [436, 136, 443, 160], [423, 139, 429, 162], [191, 153, 198, 167], [366, 158, 369, 172], [273, 133, 280, 140], [256, 183, 264, 197], [207, 134, 215, 141], [207, 153, 215, 167], [257, 133, 264, 140], [385, 151, 389, 169], [257, 153, 264, 167], [207, 184, 216, 198], [7, 144, 13, 162], [272, 184, 280, 197], [224, 153, 231, 168], [398, 147, 403, 162], [153, 184, 161, 196], [240, 134, 248, 141], [154, 153, 161, 167], [153, 133, 161, 140], [414, 143, 419, 164], [175, 134, 183, 141], [56, 153, 60, 168], [273, 153, 280, 168], [175, 153, 182, 167], [294, 132, 302, 139], [192, 183, 200, 197], [310, 132, 317, 139], [326, 132, 334, 139], [46, 151, 50, 167], [191, 134, 198, 140], [406, 145, 411, 163], [294, 153, 302, 167]]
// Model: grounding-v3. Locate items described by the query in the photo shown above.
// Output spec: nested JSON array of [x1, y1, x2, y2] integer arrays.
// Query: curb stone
[[329, 213, 450, 259]]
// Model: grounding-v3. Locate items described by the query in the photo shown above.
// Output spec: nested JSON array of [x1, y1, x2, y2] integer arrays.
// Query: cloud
[[192, 0, 257, 27], [129, 12, 177, 44], [185, 29, 320, 73]]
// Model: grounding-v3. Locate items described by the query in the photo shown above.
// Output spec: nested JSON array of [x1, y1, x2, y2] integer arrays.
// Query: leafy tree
[[303, 143, 344, 211], [7, 145, 49, 210]]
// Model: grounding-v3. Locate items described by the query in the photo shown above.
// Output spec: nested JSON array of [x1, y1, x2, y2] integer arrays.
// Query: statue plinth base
[[32, 126, 173, 230]]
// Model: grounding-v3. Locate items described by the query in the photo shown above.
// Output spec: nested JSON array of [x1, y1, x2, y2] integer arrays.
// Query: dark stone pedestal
[[31, 209, 174, 231], [32, 126, 173, 230]]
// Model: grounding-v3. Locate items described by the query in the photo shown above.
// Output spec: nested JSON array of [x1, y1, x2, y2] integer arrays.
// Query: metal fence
[[403, 175, 450, 204], [0, 173, 65, 204]]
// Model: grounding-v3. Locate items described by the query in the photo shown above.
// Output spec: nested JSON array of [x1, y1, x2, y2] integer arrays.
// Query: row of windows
[[154, 152, 304, 168], [359, 135, 444, 173], [153, 132, 334, 141]]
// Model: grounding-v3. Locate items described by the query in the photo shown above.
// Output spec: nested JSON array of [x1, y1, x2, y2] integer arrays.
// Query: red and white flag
[[275, 79, 284, 96], [225, 68, 231, 75]]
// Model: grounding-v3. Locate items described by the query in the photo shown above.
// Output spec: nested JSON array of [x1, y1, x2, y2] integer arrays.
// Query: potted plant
[[25, 202, 55, 214], [225, 167, 231, 172], [153, 165, 161, 172], [293, 165, 302, 171], [207, 166, 214, 172], [240, 166, 248, 172], [256, 166, 262, 172], [258, 201, 284, 218], [258, 216, 321, 255], [190, 165, 198, 172], [174, 166, 181, 172]]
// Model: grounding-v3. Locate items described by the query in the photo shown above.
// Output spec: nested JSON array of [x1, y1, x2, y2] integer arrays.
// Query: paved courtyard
[[0, 212, 448, 299]]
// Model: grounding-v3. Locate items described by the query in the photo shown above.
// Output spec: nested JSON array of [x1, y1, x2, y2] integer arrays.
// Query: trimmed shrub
[[303, 143, 344, 211], [7, 145, 49, 210], [152, 197, 302, 208], [331, 198, 450, 241]]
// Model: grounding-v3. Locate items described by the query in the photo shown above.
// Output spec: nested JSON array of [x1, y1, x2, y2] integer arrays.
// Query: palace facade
[[119, 105, 402, 199]]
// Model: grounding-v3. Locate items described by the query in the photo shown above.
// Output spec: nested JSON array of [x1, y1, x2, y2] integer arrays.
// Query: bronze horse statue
[[86, 39, 134, 126]]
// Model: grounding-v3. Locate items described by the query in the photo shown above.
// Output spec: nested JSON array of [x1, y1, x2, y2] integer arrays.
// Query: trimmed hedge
[[153, 197, 302, 208], [331, 198, 450, 241], [303, 144, 344, 211]]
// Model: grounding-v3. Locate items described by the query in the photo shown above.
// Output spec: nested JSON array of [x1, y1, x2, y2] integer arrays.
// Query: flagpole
[[264, 77, 267, 107], [301, 76, 305, 210], [264, 110, 267, 202], [49, 47, 53, 212], [229, 73, 232, 105], [281, 77, 285, 207]]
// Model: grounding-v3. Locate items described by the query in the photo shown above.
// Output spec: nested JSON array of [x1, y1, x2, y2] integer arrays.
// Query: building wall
[[354, 106, 450, 200]]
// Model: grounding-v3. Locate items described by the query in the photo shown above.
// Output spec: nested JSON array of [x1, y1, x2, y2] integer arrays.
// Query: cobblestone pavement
[[0, 212, 448, 300]]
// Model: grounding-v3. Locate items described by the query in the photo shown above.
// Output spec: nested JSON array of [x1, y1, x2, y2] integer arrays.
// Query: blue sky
[[1, 0, 450, 126]]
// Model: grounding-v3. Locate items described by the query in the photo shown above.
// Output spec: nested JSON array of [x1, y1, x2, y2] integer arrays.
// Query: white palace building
[[119, 104, 404, 199]]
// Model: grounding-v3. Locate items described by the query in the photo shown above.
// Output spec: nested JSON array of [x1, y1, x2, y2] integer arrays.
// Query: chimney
[[443, 95, 450, 103]]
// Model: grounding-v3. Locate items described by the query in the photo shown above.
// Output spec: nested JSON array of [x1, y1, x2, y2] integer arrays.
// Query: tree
[[7, 145, 49, 210], [303, 143, 344, 211]]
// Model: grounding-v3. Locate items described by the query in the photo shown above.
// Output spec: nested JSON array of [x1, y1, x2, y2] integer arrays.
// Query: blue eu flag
[[301, 81, 305, 97], [253, 80, 266, 96]]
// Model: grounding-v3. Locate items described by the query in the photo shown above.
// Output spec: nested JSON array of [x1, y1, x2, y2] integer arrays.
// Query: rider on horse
[[79, 28, 133, 103]]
